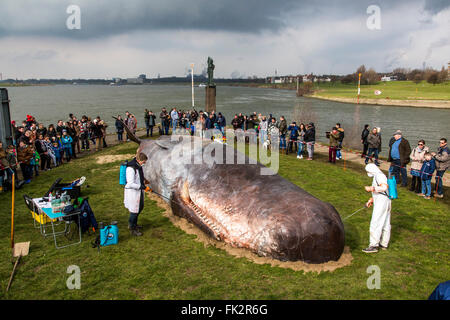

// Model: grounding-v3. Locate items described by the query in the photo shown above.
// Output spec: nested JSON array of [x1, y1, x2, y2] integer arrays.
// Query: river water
[[6, 84, 450, 156]]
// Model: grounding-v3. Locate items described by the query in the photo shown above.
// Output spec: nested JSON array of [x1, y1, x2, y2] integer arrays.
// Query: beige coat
[[410, 146, 429, 171]]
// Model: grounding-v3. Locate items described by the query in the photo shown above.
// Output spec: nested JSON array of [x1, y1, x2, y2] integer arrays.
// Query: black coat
[[115, 120, 124, 133], [361, 128, 370, 143], [304, 126, 316, 142], [388, 137, 411, 167]]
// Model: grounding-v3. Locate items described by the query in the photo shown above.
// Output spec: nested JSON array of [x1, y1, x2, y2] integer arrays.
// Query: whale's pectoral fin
[[112, 116, 141, 145]]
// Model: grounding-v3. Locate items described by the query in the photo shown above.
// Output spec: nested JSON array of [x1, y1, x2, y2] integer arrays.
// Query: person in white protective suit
[[124, 152, 149, 236], [363, 163, 392, 253]]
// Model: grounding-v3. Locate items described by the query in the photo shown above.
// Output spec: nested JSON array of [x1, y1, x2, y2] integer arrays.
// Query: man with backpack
[[124, 152, 149, 236], [362, 163, 392, 254], [388, 130, 411, 187]]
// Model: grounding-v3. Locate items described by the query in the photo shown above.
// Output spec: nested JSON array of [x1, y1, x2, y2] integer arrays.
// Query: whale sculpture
[[118, 120, 345, 263]]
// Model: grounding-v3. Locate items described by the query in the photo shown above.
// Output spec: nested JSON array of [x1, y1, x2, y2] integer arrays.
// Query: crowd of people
[[359, 125, 449, 200], [135, 107, 319, 160], [0, 113, 110, 192], [140, 106, 448, 200], [2, 108, 448, 201]]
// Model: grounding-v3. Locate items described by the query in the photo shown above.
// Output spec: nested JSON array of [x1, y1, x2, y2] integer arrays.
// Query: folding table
[[32, 198, 82, 249]]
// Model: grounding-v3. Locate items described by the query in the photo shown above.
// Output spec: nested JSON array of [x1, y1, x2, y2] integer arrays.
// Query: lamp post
[[191, 63, 195, 107], [357, 72, 361, 104]]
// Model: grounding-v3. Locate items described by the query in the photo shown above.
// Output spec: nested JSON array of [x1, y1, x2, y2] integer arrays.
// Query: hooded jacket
[[434, 145, 449, 171], [367, 132, 381, 149], [17, 145, 35, 165], [304, 125, 316, 143], [420, 159, 436, 181], [410, 146, 429, 171], [278, 119, 287, 135], [329, 131, 340, 147], [365, 164, 390, 200]]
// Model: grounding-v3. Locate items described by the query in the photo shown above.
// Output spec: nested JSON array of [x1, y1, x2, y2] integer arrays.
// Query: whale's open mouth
[[186, 200, 223, 240], [178, 181, 223, 241]]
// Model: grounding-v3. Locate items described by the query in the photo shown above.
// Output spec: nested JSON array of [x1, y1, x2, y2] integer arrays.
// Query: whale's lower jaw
[[169, 189, 344, 264]]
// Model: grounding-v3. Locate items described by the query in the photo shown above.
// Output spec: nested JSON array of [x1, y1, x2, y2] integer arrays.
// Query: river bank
[[307, 94, 450, 109], [223, 81, 450, 109]]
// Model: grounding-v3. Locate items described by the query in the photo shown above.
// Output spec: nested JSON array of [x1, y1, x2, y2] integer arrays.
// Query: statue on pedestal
[[207, 57, 215, 86]]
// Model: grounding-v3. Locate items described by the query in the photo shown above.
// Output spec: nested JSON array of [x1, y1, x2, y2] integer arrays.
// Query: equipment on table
[[24, 194, 58, 225], [44, 177, 83, 199]]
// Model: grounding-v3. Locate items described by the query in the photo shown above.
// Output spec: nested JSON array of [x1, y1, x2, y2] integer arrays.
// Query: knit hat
[[393, 130, 402, 136]]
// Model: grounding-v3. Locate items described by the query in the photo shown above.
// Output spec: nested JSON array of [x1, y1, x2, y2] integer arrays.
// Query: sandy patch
[[95, 154, 135, 164], [147, 192, 353, 273]]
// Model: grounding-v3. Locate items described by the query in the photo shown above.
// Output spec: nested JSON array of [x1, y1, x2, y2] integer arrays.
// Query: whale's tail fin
[[112, 116, 141, 145]]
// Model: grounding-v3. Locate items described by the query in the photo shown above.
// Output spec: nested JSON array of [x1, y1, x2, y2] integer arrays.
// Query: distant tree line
[[340, 65, 448, 85]]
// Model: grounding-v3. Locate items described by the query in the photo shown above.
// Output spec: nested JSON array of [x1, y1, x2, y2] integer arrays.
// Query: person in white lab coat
[[363, 163, 392, 253], [124, 152, 149, 236]]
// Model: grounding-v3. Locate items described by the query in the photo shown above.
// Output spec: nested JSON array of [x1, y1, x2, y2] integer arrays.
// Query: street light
[[191, 63, 195, 107]]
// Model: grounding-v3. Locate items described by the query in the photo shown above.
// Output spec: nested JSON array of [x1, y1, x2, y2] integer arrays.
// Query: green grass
[[1, 135, 449, 299], [311, 81, 450, 101]]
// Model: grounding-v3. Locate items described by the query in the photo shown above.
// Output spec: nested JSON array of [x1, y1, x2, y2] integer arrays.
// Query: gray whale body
[[129, 133, 345, 264]]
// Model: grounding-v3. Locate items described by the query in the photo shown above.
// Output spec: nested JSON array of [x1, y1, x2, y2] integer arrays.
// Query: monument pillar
[[205, 85, 216, 113]]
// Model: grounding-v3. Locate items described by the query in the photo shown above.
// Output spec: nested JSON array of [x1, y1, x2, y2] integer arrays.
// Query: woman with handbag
[[409, 140, 428, 193]]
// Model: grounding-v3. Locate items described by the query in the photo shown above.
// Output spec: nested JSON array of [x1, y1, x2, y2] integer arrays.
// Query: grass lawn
[[311, 81, 450, 101], [1, 134, 449, 299]]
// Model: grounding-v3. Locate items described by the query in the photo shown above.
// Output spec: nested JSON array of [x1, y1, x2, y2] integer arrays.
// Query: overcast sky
[[1, 0, 449, 79]]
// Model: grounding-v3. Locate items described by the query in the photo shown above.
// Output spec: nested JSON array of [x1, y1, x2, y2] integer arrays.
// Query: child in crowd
[[6, 145, 19, 182], [61, 129, 73, 162], [287, 122, 299, 155], [44, 136, 56, 167], [190, 121, 195, 136], [419, 152, 436, 199], [31, 150, 40, 177], [52, 141, 63, 166]]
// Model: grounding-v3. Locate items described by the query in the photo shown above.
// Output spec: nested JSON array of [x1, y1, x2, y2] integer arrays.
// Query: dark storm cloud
[[0, 0, 420, 39], [424, 0, 450, 14], [0, 0, 300, 38]]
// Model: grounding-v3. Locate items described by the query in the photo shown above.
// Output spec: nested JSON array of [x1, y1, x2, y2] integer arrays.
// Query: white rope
[[343, 206, 367, 221]]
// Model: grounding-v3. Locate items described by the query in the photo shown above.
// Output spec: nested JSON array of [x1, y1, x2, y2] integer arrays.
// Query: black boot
[[130, 227, 143, 236], [409, 177, 416, 192], [415, 180, 422, 193]]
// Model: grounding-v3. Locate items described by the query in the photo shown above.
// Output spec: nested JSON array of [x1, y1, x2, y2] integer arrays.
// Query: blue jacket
[[420, 159, 435, 181], [287, 125, 299, 140], [61, 135, 73, 149], [217, 116, 226, 128], [52, 145, 62, 159]]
